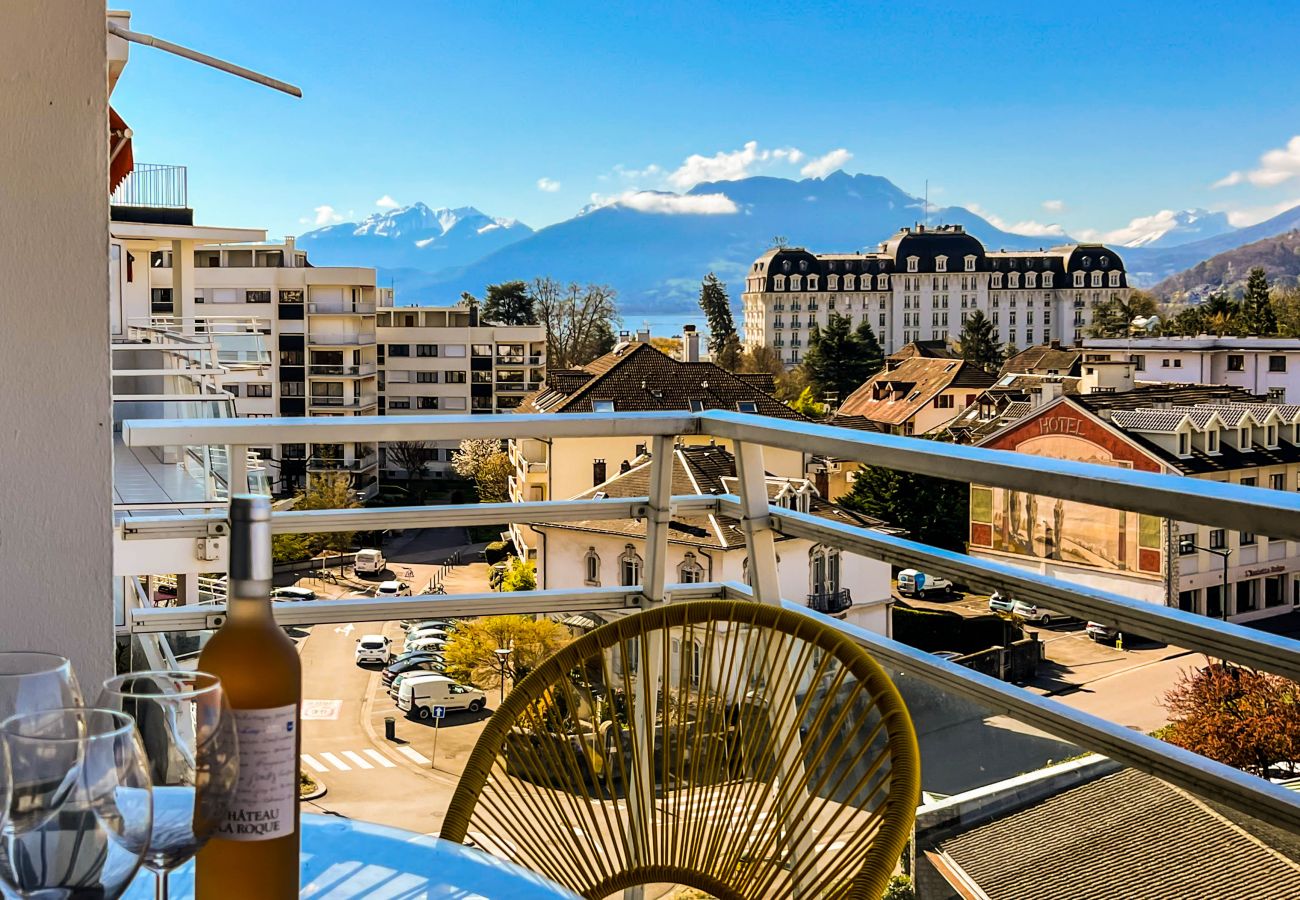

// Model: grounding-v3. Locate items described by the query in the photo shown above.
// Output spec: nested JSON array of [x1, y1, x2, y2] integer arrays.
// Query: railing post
[[228, 444, 250, 496], [640, 435, 674, 608], [734, 439, 782, 606]]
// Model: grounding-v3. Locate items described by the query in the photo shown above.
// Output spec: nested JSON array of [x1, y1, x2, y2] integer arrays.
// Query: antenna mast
[[924, 179, 930, 227]]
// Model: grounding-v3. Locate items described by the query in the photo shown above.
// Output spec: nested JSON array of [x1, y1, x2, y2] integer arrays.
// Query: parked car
[[354, 548, 386, 575], [1011, 600, 1068, 626], [402, 618, 455, 632], [405, 626, 450, 644], [381, 655, 446, 687], [376, 580, 411, 598], [354, 634, 391, 665], [1087, 622, 1123, 643], [271, 586, 316, 602], [396, 674, 487, 719], [403, 636, 448, 655], [898, 569, 954, 598], [988, 591, 1016, 614]]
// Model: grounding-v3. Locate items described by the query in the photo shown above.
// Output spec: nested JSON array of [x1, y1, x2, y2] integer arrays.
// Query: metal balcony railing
[[807, 588, 852, 615], [307, 333, 375, 346], [306, 456, 378, 472], [116, 410, 1300, 835], [308, 395, 378, 409], [308, 364, 377, 378], [308, 301, 377, 316], [111, 163, 188, 208]]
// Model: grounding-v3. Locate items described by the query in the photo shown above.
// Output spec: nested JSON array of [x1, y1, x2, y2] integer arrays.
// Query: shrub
[[484, 541, 509, 564]]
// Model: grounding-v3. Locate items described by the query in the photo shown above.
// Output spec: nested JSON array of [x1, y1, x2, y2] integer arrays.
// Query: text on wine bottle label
[[217, 703, 298, 841]]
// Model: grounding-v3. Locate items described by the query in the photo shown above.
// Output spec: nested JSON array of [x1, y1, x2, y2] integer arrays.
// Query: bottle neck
[[226, 592, 274, 625]]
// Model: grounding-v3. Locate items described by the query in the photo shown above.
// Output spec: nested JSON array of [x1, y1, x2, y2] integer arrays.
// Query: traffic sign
[[432, 706, 446, 719]]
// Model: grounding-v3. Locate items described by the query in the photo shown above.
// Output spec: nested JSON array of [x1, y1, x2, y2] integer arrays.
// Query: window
[[443, 344, 467, 358], [906, 256, 919, 273], [279, 289, 303, 304], [592, 400, 615, 413], [471, 344, 493, 357], [1207, 430, 1220, 453], [1238, 579, 1258, 612], [1272, 473, 1286, 491], [807, 275, 818, 290], [964, 255, 976, 272], [843, 274, 856, 290], [1178, 432, 1190, 456], [388, 344, 410, 357], [444, 370, 467, 384], [774, 275, 786, 290], [584, 548, 601, 586], [877, 274, 889, 290], [688, 399, 705, 412], [1209, 528, 1226, 550], [1227, 355, 1244, 372], [828, 274, 839, 290], [933, 394, 954, 409], [1178, 534, 1196, 555], [1091, 271, 1103, 287], [417, 397, 439, 410], [678, 553, 704, 584], [245, 290, 271, 304], [247, 384, 272, 398], [620, 545, 642, 587], [1240, 530, 1257, 546], [1009, 272, 1020, 289], [1109, 271, 1120, 287], [1043, 272, 1053, 288], [1267, 424, 1278, 447], [280, 382, 304, 397], [1239, 426, 1251, 450], [416, 344, 438, 357], [935, 256, 947, 272], [1026, 272, 1037, 288], [790, 274, 802, 291], [991, 272, 1003, 288], [1270, 355, 1287, 373], [414, 371, 438, 384], [1131, 354, 1145, 372], [388, 397, 411, 409], [736, 401, 758, 413], [1073, 272, 1085, 288], [593, 458, 607, 486]]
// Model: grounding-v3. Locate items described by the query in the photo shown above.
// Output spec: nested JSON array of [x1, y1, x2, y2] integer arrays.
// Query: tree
[[271, 472, 359, 562], [714, 332, 744, 371], [802, 313, 884, 405], [770, 235, 789, 249], [1086, 290, 1160, 338], [499, 557, 536, 592], [840, 442, 968, 551], [1238, 267, 1278, 335], [532, 277, 621, 368], [789, 386, 827, 418], [697, 273, 737, 356], [774, 364, 812, 403], [482, 280, 536, 326], [452, 439, 511, 503], [741, 344, 785, 376], [385, 441, 434, 479], [1273, 287, 1300, 337], [956, 309, 1001, 371], [441, 615, 570, 689], [1202, 290, 1241, 336], [649, 336, 681, 358], [1161, 663, 1300, 777]]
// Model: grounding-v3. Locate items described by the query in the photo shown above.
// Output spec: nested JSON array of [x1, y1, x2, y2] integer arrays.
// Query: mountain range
[[1153, 230, 1300, 299], [295, 173, 1300, 312]]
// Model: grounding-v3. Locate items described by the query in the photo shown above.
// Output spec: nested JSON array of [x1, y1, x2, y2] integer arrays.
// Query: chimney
[[1050, 339, 1061, 350], [283, 236, 297, 266], [683, 325, 700, 363], [636, 327, 650, 343], [619, 330, 631, 342]]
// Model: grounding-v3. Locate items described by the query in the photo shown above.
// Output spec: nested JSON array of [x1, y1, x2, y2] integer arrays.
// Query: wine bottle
[[196, 495, 301, 898]]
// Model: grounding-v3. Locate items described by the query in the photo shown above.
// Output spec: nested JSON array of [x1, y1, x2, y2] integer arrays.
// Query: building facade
[[1084, 337, 1300, 403], [742, 225, 1132, 363], [375, 305, 545, 477]]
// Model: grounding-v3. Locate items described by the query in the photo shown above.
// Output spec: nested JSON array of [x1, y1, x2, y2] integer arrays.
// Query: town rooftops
[[887, 340, 959, 362], [518, 342, 804, 420], [930, 767, 1300, 900], [1001, 342, 1084, 377], [1074, 383, 1267, 413], [838, 357, 997, 426]]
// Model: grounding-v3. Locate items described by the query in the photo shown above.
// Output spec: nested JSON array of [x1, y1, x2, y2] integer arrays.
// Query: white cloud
[[375, 194, 400, 209], [590, 190, 738, 215], [666, 141, 807, 189], [800, 148, 853, 178], [312, 204, 344, 226], [1042, 199, 1065, 212], [612, 163, 663, 181], [1093, 209, 1186, 245], [1215, 135, 1300, 188], [1224, 196, 1300, 227], [536, 177, 561, 193], [966, 202, 1065, 237]]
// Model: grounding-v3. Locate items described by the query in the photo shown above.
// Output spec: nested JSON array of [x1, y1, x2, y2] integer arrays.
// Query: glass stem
[[155, 869, 169, 900]]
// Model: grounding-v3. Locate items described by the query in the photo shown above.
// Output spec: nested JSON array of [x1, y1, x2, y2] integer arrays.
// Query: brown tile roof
[[888, 340, 959, 362], [827, 414, 884, 434], [838, 357, 997, 426], [518, 343, 805, 420], [1076, 383, 1267, 413], [529, 444, 892, 549], [1001, 343, 1084, 376], [935, 768, 1300, 899]]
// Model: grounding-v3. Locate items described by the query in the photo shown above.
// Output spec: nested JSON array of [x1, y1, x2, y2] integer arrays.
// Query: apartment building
[[112, 204, 381, 497], [1084, 337, 1300, 403], [741, 224, 1132, 361], [376, 304, 546, 476], [970, 379, 1300, 623]]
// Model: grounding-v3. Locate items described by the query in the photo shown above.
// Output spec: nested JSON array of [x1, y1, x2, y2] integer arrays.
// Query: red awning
[[109, 106, 134, 194]]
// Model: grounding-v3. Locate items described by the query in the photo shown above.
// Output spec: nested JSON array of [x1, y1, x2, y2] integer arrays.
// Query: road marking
[[341, 750, 374, 770], [302, 699, 342, 721], [334, 623, 355, 636], [363, 749, 397, 768], [397, 745, 431, 766], [320, 752, 351, 771], [301, 753, 328, 773]]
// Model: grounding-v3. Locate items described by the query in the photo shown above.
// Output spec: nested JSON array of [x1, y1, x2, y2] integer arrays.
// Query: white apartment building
[[376, 304, 546, 476], [112, 207, 381, 497], [742, 224, 1133, 363], [1085, 337, 1300, 403]]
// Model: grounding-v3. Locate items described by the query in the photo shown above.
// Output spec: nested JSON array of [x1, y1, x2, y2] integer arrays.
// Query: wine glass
[[0, 707, 153, 898], [0, 652, 82, 721], [97, 672, 238, 900]]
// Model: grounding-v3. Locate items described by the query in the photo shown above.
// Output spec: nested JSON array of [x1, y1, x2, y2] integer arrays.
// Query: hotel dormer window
[[1043, 272, 1054, 288], [1178, 432, 1190, 457], [844, 274, 856, 290], [1239, 426, 1252, 450], [1109, 271, 1121, 287], [791, 274, 802, 290], [828, 274, 839, 290], [1091, 271, 1103, 287], [774, 275, 786, 290], [964, 255, 976, 272], [907, 256, 919, 273], [936, 256, 948, 272], [782, 260, 791, 272], [1101, 256, 1109, 267], [1074, 272, 1085, 287], [878, 274, 889, 289], [1207, 429, 1220, 454], [1026, 272, 1037, 288], [1009, 272, 1020, 289], [807, 275, 818, 291], [1267, 424, 1279, 447], [992, 272, 1003, 288], [799, 260, 808, 272]]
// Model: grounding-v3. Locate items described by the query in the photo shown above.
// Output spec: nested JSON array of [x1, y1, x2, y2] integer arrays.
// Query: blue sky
[[114, 1, 1300, 242]]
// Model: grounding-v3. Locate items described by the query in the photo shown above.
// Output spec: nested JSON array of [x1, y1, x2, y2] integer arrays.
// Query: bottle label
[[216, 704, 298, 841]]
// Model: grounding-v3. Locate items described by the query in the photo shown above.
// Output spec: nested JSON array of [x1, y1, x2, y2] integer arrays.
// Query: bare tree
[[386, 440, 434, 479], [532, 277, 620, 369]]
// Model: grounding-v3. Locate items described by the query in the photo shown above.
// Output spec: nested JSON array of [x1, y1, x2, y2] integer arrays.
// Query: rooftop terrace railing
[[117, 410, 1300, 834], [110, 162, 188, 208]]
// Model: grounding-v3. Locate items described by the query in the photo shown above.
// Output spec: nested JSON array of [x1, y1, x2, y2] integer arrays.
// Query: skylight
[[736, 401, 758, 413], [688, 399, 705, 412], [593, 400, 615, 413]]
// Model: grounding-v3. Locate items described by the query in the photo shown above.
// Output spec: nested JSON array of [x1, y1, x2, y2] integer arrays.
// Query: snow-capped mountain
[[298, 202, 532, 271], [1110, 208, 1235, 249]]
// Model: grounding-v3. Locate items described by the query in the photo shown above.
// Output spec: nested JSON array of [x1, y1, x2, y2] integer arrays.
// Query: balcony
[[306, 455, 379, 472], [309, 300, 376, 316], [307, 332, 376, 346], [110, 163, 190, 224], [114, 409, 1300, 888], [308, 395, 378, 410], [496, 380, 542, 393], [807, 588, 852, 615], [308, 363, 377, 378]]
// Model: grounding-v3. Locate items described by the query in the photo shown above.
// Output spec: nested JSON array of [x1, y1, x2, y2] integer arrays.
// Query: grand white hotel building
[[741, 224, 1133, 364]]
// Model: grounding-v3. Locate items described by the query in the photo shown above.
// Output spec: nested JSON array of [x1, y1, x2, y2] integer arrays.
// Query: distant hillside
[[1123, 202, 1300, 286], [1153, 230, 1300, 299]]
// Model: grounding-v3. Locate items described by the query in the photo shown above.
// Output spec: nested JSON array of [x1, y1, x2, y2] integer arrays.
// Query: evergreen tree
[[802, 313, 884, 405], [957, 310, 1001, 371], [714, 332, 744, 371], [840, 450, 968, 552], [1239, 267, 1277, 335], [482, 280, 536, 325], [698, 273, 736, 356]]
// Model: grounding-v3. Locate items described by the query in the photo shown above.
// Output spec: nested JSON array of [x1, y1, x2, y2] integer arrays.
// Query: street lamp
[[1179, 536, 1230, 622], [493, 645, 513, 706]]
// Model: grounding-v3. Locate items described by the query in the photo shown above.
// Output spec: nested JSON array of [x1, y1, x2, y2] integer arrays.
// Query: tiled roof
[[529, 444, 891, 549], [518, 343, 805, 420], [1109, 409, 1190, 434], [827, 414, 884, 433], [888, 340, 959, 361], [935, 768, 1300, 900], [1124, 429, 1300, 475], [1076, 384, 1266, 413], [1001, 344, 1084, 376], [838, 357, 997, 426]]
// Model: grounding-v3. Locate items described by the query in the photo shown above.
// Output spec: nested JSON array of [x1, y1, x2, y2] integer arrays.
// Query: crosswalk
[[301, 747, 401, 773]]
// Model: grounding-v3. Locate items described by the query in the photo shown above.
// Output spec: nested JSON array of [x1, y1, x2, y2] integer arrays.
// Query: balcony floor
[[113, 434, 217, 518]]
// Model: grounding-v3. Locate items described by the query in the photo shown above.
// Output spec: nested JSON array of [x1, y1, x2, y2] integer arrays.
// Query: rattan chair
[[441, 600, 920, 899]]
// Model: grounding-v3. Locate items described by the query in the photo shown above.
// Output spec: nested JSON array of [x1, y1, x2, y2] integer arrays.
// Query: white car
[[1011, 600, 1067, 626], [403, 636, 448, 655], [405, 626, 450, 643], [376, 580, 412, 598], [270, 586, 316, 602], [354, 548, 386, 575], [354, 634, 391, 665]]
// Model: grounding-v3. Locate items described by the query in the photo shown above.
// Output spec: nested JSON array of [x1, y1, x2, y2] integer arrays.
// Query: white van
[[354, 549, 386, 575], [897, 568, 954, 598], [396, 674, 486, 719]]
